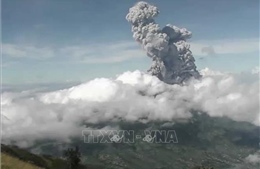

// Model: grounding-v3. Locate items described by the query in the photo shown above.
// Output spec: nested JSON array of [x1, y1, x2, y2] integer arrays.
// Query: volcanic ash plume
[[126, 1, 201, 84]]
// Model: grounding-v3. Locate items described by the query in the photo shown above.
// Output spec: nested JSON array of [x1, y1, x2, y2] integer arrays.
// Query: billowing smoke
[[126, 1, 200, 84]]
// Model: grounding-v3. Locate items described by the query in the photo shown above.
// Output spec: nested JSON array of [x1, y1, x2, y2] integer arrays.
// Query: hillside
[[1, 144, 103, 169], [28, 113, 259, 169], [1, 153, 43, 169], [1, 113, 259, 169]]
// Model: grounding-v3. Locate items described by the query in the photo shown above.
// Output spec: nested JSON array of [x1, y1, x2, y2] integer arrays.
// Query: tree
[[63, 146, 81, 169]]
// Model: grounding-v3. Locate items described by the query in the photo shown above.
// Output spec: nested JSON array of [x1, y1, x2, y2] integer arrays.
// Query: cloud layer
[[2, 41, 143, 63], [1, 68, 259, 147], [245, 151, 260, 164], [190, 38, 259, 57], [3, 37, 259, 63]]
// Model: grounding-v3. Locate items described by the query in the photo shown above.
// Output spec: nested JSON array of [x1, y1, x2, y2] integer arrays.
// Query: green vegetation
[[1, 153, 43, 169], [1, 144, 103, 169], [1, 144, 48, 168]]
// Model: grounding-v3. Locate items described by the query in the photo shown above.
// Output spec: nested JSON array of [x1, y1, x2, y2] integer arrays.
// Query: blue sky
[[2, 0, 259, 84]]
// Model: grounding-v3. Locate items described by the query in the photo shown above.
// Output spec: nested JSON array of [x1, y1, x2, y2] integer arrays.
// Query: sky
[[1, 0, 260, 150], [2, 0, 259, 85]]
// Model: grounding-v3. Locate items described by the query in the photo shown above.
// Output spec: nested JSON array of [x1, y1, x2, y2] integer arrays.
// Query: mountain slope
[[1, 144, 102, 169], [29, 113, 259, 169], [1, 153, 43, 169]]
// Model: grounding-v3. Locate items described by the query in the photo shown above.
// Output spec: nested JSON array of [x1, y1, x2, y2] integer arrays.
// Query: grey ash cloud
[[126, 1, 200, 84]]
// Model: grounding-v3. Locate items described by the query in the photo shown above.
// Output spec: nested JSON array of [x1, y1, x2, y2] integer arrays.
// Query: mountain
[[25, 113, 259, 169]]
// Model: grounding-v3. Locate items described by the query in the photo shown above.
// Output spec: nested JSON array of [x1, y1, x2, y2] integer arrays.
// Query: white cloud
[[190, 38, 259, 57], [1, 68, 259, 147], [59, 42, 143, 63], [2, 41, 144, 63], [2, 44, 55, 59], [245, 151, 260, 164], [251, 66, 260, 74], [232, 150, 260, 168]]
